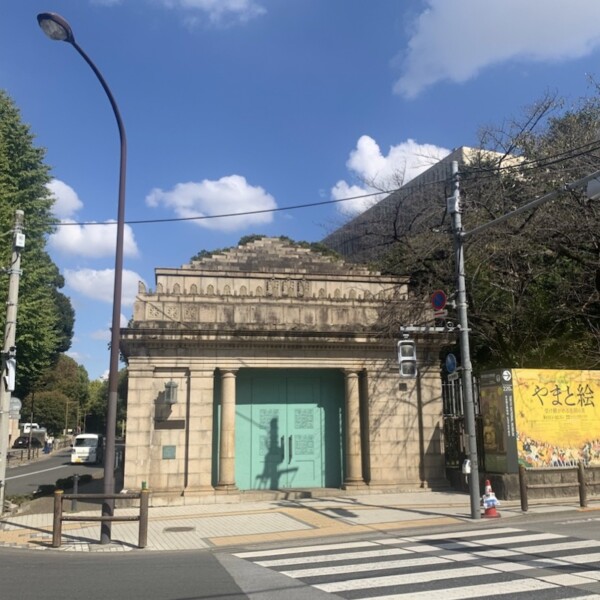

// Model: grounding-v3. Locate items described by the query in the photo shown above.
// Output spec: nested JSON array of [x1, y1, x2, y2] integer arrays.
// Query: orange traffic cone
[[481, 479, 501, 518]]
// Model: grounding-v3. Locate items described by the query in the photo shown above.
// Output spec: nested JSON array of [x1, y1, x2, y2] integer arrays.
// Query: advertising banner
[[512, 369, 600, 468], [480, 369, 518, 473]]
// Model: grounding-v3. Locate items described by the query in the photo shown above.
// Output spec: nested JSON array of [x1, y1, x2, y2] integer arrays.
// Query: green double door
[[235, 370, 344, 490]]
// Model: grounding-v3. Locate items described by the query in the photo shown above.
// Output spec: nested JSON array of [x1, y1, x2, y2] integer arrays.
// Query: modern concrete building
[[322, 146, 515, 263], [121, 237, 448, 503]]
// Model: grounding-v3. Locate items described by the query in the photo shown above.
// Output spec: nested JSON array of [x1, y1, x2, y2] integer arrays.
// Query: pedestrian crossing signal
[[397, 339, 417, 378]]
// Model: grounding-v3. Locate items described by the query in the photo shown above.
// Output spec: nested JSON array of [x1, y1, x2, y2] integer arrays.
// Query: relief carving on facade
[[165, 304, 180, 321], [183, 305, 198, 321], [148, 304, 162, 319]]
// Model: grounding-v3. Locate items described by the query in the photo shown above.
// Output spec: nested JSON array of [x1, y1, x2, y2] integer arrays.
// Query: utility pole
[[448, 160, 600, 521], [448, 162, 480, 520], [0, 210, 25, 513]]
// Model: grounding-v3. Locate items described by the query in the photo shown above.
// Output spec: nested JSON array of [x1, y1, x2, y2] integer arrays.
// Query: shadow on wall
[[255, 418, 298, 490]]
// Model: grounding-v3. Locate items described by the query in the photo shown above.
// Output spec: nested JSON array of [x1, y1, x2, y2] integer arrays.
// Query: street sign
[[445, 353, 457, 374], [448, 372, 460, 382], [431, 290, 447, 311], [9, 396, 21, 419]]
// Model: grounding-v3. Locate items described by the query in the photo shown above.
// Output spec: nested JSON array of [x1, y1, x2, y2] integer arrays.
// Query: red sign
[[431, 290, 447, 311]]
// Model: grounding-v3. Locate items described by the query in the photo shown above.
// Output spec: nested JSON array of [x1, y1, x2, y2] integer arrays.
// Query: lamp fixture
[[164, 380, 178, 405]]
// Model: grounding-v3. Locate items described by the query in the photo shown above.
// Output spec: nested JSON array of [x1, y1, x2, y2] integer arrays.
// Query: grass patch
[[6, 494, 34, 506]]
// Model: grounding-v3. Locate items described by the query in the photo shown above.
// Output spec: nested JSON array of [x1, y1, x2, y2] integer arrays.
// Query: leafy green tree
[[53, 286, 75, 354], [22, 354, 89, 435], [85, 369, 128, 435], [22, 390, 69, 437], [85, 379, 105, 433], [0, 90, 75, 398]]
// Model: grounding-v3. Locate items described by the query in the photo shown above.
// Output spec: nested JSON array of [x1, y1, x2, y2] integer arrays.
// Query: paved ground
[[2, 486, 597, 553]]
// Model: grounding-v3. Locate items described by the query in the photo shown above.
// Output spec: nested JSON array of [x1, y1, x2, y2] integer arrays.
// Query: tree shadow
[[255, 418, 297, 490]]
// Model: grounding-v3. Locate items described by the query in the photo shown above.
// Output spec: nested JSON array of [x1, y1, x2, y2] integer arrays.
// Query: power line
[[50, 139, 600, 229], [54, 188, 394, 227]]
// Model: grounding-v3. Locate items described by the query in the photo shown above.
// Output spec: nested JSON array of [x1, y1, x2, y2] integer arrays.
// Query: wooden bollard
[[519, 465, 528, 512], [52, 490, 64, 548], [578, 462, 587, 508]]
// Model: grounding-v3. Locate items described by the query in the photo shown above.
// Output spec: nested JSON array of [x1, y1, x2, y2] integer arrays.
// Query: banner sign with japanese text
[[512, 369, 600, 468]]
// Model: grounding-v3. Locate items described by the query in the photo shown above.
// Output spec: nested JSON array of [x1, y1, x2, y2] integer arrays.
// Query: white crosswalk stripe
[[233, 526, 600, 599]]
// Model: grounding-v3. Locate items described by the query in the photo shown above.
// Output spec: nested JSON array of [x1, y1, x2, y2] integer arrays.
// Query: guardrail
[[518, 463, 590, 512], [52, 488, 150, 548], [7, 448, 40, 463]]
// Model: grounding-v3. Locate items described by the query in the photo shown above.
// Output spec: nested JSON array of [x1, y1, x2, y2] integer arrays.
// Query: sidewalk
[[1, 489, 597, 553]]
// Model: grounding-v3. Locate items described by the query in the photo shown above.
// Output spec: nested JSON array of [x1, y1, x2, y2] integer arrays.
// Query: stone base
[[214, 484, 239, 493], [342, 479, 367, 490]]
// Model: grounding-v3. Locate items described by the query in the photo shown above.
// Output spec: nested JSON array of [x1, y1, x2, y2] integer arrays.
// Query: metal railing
[[52, 488, 149, 548]]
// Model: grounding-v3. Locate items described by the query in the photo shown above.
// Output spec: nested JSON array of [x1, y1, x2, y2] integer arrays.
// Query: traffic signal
[[397, 339, 417, 378]]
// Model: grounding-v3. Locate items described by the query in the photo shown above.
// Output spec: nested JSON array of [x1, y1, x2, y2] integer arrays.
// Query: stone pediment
[[131, 237, 410, 333], [185, 237, 374, 276]]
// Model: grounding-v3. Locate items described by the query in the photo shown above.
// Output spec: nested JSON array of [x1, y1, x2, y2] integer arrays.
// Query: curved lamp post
[[38, 12, 127, 545]]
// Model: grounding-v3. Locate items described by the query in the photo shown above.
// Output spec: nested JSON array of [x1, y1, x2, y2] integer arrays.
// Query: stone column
[[343, 369, 365, 488], [184, 368, 215, 493], [122, 362, 155, 492], [216, 369, 238, 491]]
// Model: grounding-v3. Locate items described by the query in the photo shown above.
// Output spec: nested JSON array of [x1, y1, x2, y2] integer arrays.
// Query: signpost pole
[[449, 162, 481, 520], [0, 210, 25, 513]]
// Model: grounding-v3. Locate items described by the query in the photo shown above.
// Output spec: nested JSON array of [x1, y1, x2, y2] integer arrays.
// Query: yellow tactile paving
[[205, 506, 460, 547]]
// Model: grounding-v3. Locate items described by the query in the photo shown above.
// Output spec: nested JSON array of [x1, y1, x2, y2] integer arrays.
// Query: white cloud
[[159, 0, 266, 25], [65, 350, 84, 362], [146, 174, 277, 231], [91, 328, 111, 341], [331, 136, 450, 216], [64, 268, 145, 306], [47, 179, 83, 219], [46, 178, 140, 259], [49, 220, 140, 259], [395, 0, 600, 98], [90, 313, 127, 341]]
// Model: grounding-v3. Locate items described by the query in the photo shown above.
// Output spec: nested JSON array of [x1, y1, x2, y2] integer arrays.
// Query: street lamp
[[38, 12, 127, 544]]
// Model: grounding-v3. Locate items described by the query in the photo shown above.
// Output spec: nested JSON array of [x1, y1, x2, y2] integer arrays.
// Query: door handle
[[281, 436, 285, 460], [288, 435, 293, 463]]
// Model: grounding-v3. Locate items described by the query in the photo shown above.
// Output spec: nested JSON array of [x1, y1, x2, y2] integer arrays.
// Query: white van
[[21, 423, 40, 434], [71, 433, 104, 464]]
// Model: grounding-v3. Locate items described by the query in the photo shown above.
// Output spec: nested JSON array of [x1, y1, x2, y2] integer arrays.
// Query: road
[[2, 511, 600, 599], [5, 447, 103, 497], [230, 513, 600, 599], [0, 547, 247, 600]]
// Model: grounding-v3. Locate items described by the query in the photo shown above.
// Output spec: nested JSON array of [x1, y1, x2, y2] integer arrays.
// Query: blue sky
[[3, 0, 600, 380]]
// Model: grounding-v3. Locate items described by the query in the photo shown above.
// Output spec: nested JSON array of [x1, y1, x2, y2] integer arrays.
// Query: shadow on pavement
[[18, 467, 125, 515]]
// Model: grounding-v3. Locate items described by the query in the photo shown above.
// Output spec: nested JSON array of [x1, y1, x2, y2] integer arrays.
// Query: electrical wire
[[48, 138, 600, 229], [53, 188, 395, 227]]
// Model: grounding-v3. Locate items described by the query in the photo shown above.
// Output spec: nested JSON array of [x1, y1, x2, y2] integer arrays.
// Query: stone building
[[121, 237, 447, 503]]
